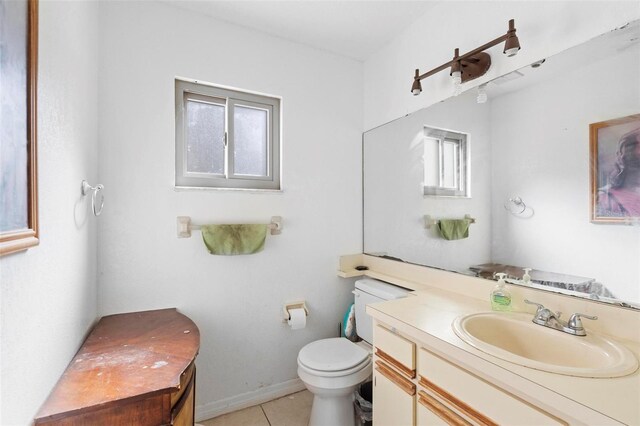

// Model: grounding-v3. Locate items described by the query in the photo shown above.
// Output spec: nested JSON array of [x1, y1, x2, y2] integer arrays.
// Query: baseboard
[[195, 378, 306, 421]]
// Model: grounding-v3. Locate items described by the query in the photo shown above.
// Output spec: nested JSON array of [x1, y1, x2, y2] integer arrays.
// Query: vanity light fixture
[[411, 19, 521, 96]]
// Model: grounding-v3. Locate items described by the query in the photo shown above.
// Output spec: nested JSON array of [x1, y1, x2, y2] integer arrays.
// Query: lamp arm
[[414, 18, 517, 84], [415, 33, 509, 82]]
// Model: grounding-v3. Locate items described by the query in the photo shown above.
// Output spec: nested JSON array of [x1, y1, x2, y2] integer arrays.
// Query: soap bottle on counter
[[522, 268, 532, 284], [491, 273, 512, 311]]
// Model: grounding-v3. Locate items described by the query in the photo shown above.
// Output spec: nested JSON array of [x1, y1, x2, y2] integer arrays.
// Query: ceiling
[[163, 1, 436, 61]]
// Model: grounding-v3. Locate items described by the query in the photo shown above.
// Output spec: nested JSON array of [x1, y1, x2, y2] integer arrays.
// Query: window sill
[[173, 186, 283, 194]]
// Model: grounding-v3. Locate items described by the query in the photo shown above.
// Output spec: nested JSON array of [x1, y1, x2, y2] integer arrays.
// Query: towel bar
[[424, 214, 476, 229], [177, 216, 282, 238]]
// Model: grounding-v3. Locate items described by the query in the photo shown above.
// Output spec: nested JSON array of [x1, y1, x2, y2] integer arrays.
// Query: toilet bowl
[[298, 338, 371, 425], [297, 278, 410, 426]]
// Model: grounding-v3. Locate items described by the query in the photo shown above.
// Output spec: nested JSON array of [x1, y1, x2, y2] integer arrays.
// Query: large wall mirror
[[364, 20, 640, 308]]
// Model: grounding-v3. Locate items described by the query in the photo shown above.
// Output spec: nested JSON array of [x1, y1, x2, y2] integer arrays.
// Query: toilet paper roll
[[287, 308, 306, 330]]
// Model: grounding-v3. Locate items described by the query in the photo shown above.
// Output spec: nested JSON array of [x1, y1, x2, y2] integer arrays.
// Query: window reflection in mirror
[[423, 126, 469, 197]]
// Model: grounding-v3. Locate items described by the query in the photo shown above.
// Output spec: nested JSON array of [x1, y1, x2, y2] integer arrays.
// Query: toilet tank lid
[[355, 278, 410, 300]]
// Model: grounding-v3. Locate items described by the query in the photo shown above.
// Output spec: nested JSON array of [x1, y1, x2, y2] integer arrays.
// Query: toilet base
[[308, 385, 359, 426]]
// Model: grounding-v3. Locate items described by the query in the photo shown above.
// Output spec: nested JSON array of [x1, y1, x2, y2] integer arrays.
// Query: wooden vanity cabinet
[[34, 308, 200, 426], [372, 320, 564, 426]]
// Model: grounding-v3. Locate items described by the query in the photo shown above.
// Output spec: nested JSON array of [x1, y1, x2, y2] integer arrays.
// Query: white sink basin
[[452, 312, 638, 378]]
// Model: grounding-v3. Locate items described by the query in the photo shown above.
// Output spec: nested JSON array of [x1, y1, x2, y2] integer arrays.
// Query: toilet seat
[[298, 338, 369, 377]]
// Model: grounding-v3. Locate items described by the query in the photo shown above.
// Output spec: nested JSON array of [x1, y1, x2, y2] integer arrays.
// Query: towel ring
[[504, 196, 526, 215], [82, 180, 104, 216]]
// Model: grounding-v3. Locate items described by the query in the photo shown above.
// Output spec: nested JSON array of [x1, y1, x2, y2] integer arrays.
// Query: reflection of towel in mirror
[[201, 224, 267, 255], [438, 219, 471, 240]]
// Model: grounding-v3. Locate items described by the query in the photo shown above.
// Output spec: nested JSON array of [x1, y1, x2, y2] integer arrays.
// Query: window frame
[[423, 126, 470, 198], [175, 79, 281, 190]]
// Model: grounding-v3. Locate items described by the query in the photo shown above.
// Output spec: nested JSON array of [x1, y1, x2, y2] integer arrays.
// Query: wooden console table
[[35, 308, 200, 425]]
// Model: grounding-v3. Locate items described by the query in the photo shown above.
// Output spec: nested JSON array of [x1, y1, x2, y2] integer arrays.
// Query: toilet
[[297, 278, 410, 426]]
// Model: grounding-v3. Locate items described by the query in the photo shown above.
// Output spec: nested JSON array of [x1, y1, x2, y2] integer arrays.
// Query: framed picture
[[0, 0, 39, 255], [590, 114, 640, 223]]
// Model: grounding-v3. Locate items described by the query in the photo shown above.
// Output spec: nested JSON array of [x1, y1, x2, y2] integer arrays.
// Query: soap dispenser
[[522, 268, 532, 284], [491, 273, 512, 311]]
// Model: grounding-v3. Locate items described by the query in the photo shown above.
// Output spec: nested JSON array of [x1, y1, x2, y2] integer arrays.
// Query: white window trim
[[175, 79, 282, 190], [423, 126, 470, 198]]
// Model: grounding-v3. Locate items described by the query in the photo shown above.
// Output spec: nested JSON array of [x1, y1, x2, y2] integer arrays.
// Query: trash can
[[354, 381, 373, 425]]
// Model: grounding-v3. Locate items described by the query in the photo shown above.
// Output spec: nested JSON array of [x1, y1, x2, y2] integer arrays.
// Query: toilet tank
[[353, 278, 410, 344]]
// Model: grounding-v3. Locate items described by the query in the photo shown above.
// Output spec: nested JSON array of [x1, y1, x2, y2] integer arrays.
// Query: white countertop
[[366, 287, 640, 425]]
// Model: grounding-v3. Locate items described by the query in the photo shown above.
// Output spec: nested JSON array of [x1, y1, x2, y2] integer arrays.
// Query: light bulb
[[504, 47, 519, 57], [451, 71, 462, 85], [412, 88, 421, 96]]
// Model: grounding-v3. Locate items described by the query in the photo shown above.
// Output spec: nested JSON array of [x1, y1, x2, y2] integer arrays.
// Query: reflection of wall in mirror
[[363, 93, 492, 273], [491, 45, 640, 302]]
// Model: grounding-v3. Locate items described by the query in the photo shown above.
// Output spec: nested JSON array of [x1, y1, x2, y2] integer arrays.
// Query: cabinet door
[[374, 361, 415, 426], [416, 391, 472, 426], [418, 348, 565, 425]]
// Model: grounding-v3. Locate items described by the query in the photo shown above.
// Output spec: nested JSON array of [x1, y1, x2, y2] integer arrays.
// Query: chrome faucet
[[524, 300, 598, 336]]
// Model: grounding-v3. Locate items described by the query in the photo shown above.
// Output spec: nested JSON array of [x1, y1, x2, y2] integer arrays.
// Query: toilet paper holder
[[283, 301, 309, 322]]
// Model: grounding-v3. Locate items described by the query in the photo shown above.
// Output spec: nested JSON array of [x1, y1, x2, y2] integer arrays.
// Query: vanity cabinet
[[418, 348, 563, 426], [373, 324, 416, 426], [34, 309, 200, 426], [372, 320, 564, 426]]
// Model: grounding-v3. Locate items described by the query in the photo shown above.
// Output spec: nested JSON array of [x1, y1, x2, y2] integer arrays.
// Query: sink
[[452, 312, 638, 378]]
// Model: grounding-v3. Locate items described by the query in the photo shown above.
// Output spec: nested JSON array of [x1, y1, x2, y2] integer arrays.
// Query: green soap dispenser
[[491, 273, 512, 311]]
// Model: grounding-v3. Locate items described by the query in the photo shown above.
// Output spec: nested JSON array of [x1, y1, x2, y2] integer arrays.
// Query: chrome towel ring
[[81, 180, 104, 216], [504, 196, 527, 215]]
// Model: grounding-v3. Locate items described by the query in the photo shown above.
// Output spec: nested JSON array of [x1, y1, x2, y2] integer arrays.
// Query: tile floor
[[200, 390, 313, 426]]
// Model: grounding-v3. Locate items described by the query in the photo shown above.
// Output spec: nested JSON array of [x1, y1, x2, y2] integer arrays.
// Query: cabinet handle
[[375, 360, 416, 396], [375, 348, 416, 379], [419, 376, 497, 426], [418, 391, 472, 426]]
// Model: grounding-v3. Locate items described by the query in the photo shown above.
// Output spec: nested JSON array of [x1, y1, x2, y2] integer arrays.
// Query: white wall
[[0, 1, 99, 424], [491, 46, 640, 302], [364, 1, 640, 130], [97, 1, 362, 419]]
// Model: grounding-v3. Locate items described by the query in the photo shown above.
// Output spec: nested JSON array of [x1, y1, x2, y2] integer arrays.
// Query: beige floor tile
[[261, 390, 313, 426], [200, 405, 270, 426]]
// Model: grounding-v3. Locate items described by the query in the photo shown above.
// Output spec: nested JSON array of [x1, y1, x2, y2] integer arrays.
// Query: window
[[423, 126, 469, 197], [175, 79, 281, 190]]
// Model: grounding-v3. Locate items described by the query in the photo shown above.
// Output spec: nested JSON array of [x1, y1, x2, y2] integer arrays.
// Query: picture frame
[[590, 114, 640, 223], [0, 0, 39, 255]]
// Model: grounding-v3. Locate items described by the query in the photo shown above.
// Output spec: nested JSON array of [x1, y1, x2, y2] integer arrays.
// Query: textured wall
[[97, 1, 362, 419], [0, 1, 99, 424]]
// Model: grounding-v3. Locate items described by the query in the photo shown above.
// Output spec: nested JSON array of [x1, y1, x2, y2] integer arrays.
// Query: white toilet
[[297, 278, 410, 426]]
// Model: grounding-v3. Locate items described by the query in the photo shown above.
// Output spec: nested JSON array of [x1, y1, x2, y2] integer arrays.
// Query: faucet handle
[[524, 299, 545, 312], [568, 313, 598, 333]]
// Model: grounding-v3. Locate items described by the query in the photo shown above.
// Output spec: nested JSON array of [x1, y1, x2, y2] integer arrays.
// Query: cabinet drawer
[[418, 348, 565, 425], [374, 324, 415, 378], [374, 361, 415, 426]]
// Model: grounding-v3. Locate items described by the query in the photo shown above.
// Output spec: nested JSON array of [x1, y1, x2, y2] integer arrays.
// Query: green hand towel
[[201, 224, 267, 255], [438, 219, 471, 241]]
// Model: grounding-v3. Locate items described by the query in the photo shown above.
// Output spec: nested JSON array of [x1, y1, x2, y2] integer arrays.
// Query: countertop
[[367, 287, 640, 425]]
